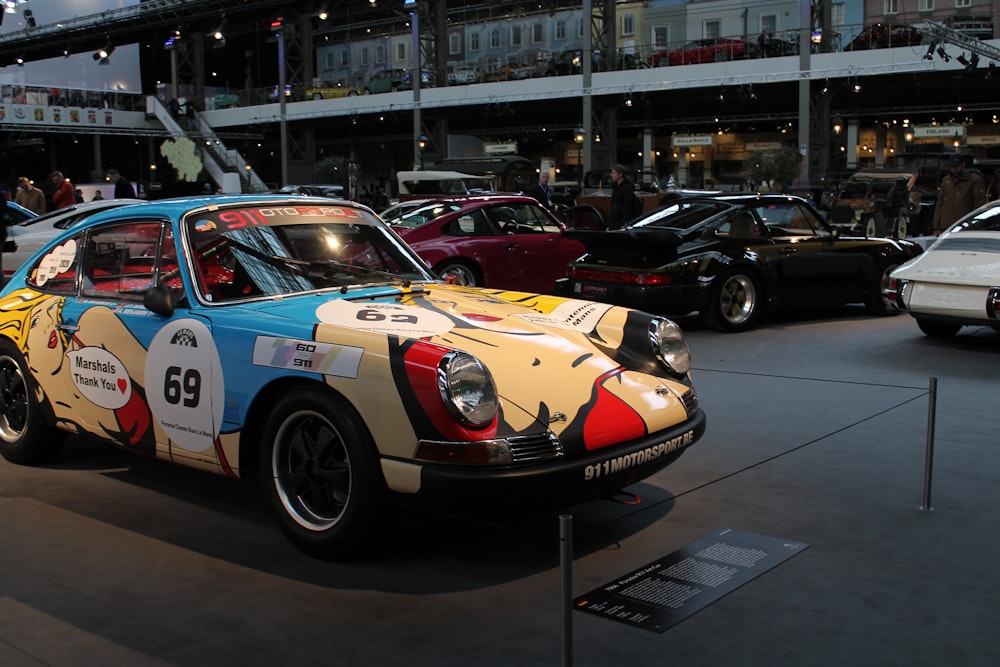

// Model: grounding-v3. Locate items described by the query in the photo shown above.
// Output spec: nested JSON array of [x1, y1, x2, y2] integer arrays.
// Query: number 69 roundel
[[144, 318, 225, 453]]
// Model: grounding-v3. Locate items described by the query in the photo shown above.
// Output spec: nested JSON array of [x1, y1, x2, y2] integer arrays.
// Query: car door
[[484, 202, 584, 293], [753, 201, 869, 304], [41, 220, 225, 464]]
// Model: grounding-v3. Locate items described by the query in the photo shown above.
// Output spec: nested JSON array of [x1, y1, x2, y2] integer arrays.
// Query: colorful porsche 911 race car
[[0, 195, 706, 558]]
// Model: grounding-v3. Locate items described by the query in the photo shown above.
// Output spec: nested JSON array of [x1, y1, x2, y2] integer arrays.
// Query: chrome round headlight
[[437, 352, 498, 426], [649, 317, 690, 376]]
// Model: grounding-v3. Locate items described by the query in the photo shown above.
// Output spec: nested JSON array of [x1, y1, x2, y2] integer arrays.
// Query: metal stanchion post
[[560, 514, 573, 667], [921, 377, 937, 511]]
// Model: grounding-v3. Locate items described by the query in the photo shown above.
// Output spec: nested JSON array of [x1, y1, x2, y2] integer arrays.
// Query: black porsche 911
[[556, 193, 924, 332]]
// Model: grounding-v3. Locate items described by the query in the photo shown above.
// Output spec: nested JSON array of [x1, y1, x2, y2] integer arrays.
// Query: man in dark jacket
[[528, 171, 554, 210], [107, 169, 135, 198], [932, 154, 986, 234], [608, 164, 638, 229]]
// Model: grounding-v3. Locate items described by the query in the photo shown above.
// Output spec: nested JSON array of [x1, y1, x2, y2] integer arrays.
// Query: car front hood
[[253, 284, 695, 450]]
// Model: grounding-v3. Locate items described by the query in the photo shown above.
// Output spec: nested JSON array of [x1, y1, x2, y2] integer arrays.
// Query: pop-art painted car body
[[0, 195, 705, 558]]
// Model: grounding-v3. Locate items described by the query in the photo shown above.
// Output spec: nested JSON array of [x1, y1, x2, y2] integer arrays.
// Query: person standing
[[107, 169, 135, 198], [529, 171, 554, 211], [14, 177, 46, 214], [932, 154, 986, 235], [50, 171, 76, 210], [608, 164, 638, 230]]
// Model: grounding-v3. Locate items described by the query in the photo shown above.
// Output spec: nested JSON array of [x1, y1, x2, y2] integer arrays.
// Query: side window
[[27, 234, 82, 294], [443, 210, 494, 236], [757, 203, 817, 236], [82, 222, 181, 301]]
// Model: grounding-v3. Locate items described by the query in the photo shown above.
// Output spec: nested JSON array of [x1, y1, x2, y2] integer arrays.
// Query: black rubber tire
[[703, 268, 762, 332], [916, 318, 961, 338], [258, 387, 381, 559], [866, 261, 901, 315], [312, 93, 323, 100], [0, 339, 65, 465], [435, 261, 481, 286]]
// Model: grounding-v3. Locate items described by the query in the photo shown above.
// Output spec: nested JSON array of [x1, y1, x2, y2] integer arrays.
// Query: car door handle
[[782, 247, 797, 255]]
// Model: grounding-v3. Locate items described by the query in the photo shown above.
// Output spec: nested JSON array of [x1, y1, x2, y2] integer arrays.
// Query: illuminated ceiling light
[[937, 46, 950, 62], [93, 38, 115, 64], [318, 5, 329, 20]]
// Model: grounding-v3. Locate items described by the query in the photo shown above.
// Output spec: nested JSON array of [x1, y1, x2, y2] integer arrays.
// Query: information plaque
[[573, 528, 809, 633]]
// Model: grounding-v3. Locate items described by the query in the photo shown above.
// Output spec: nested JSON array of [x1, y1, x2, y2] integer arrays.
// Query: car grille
[[680, 388, 699, 416], [508, 432, 563, 463]]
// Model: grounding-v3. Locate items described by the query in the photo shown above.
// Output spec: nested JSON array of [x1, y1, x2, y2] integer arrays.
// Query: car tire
[[568, 208, 605, 230], [916, 318, 962, 338], [348, 90, 359, 96], [703, 268, 761, 333], [0, 340, 66, 465], [714, 51, 729, 62], [866, 261, 901, 315], [362, 88, 371, 95], [657, 56, 670, 67], [312, 93, 323, 100], [436, 261, 481, 287], [258, 387, 381, 559]]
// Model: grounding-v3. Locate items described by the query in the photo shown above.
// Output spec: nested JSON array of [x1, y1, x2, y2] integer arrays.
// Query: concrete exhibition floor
[[1, 307, 997, 666]]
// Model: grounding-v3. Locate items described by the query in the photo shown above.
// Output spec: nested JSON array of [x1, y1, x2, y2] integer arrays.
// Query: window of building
[[917, 0, 934, 10], [469, 31, 480, 52], [449, 32, 461, 55], [339, 48, 349, 67], [704, 19, 721, 39], [652, 25, 669, 49], [375, 44, 385, 65], [884, 0, 899, 15], [510, 25, 522, 47], [955, 0, 970, 7], [532, 23, 543, 44], [360, 47, 369, 66], [621, 13, 635, 37], [396, 42, 406, 62], [761, 14, 777, 35], [555, 20, 566, 41], [490, 29, 501, 49], [832, 3, 845, 27]]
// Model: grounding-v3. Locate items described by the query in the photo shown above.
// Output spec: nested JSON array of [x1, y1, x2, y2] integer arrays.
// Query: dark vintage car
[[557, 194, 924, 332]]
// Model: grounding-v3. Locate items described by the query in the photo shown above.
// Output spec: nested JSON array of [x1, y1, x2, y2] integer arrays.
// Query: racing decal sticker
[[144, 319, 225, 453], [316, 300, 454, 337], [253, 336, 364, 377], [34, 240, 78, 287], [66, 347, 132, 410], [515, 299, 614, 332]]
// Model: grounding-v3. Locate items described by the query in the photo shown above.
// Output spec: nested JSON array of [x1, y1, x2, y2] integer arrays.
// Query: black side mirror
[[144, 283, 174, 317]]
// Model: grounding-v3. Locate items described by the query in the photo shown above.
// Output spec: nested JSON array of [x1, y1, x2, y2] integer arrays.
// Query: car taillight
[[987, 287, 1000, 318], [570, 267, 671, 286]]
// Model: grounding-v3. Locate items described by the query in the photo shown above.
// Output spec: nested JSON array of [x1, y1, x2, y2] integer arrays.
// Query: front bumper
[[410, 409, 707, 504]]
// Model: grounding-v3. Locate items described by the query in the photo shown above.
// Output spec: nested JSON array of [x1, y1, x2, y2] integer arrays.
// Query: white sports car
[[890, 200, 1000, 337]]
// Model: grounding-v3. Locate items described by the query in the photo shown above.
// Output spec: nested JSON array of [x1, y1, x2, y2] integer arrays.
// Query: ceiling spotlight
[[957, 53, 970, 67], [15, 54, 24, 66], [213, 16, 226, 41], [624, 92, 633, 107], [93, 38, 115, 64], [924, 41, 937, 61], [967, 53, 980, 71], [22, 7, 34, 27], [318, 5, 329, 20], [937, 46, 950, 62]]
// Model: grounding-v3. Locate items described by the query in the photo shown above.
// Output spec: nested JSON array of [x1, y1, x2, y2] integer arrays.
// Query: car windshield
[[631, 200, 731, 231], [391, 203, 463, 229], [186, 204, 434, 302], [948, 203, 1000, 234]]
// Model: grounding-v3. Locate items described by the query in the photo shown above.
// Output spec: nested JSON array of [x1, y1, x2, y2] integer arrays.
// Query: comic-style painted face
[[25, 296, 69, 379]]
